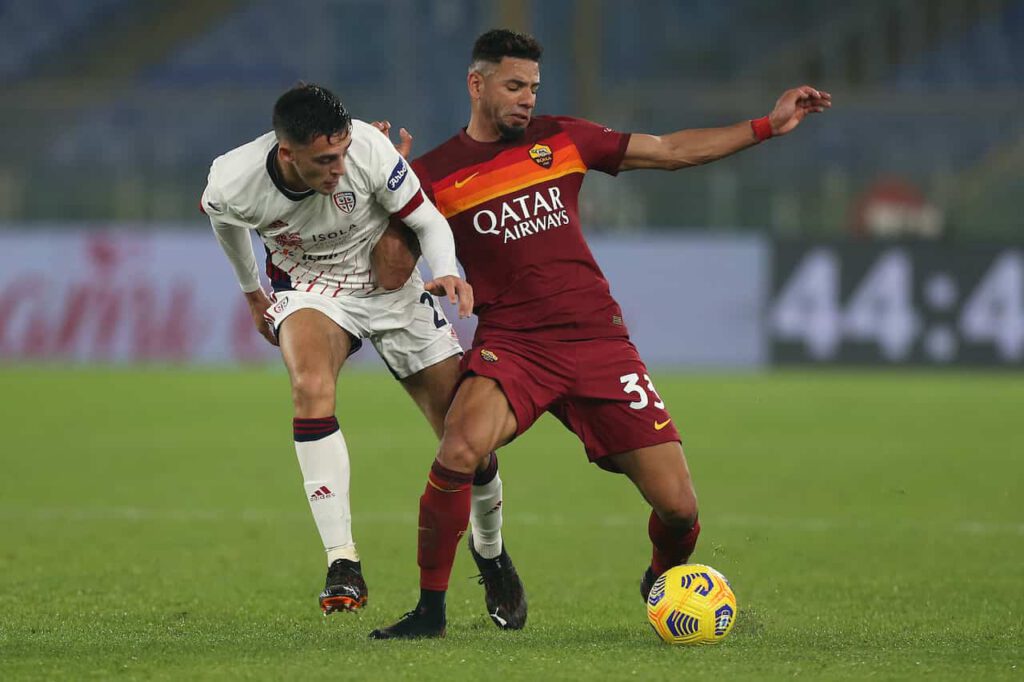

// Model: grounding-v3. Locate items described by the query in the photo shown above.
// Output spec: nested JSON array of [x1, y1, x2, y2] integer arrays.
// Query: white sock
[[471, 472, 504, 560], [295, 429, 359, 564]]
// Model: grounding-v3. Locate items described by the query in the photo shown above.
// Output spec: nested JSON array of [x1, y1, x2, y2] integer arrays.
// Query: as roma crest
[[333, 191, 356, 213], [529, 143, 553, 168]]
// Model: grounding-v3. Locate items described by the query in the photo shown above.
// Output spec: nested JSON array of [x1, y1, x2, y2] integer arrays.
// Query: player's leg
[[560, 338, 699, 603], [394, 354, 457, 439], [379, 289, 525, 627], [400, 359, 526, 629], [399, 357, 505, 559], [606, 442, 701, 602], [277, 307, 366, 613], [370, 375, 519, 639]]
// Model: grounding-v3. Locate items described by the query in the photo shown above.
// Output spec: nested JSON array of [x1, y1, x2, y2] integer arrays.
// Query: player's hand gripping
[[424, 276, 474, 319], [768, 85, 832, 137], [244, 288, 279, 346], [370, 120, 413, 158]]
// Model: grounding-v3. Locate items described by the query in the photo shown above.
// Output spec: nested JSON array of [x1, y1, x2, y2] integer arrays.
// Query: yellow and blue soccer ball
[[646, 564, 737, 644]]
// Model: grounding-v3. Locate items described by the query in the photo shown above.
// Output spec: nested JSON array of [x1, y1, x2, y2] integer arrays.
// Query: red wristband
[[750, 116, 773, 142]]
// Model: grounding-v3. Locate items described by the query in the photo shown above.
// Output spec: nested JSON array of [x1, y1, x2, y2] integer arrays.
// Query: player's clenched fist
[[424, 276, 473, 319]]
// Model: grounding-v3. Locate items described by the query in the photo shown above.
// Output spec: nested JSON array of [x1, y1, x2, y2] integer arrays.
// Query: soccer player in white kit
[[201, 84, 519, 618]]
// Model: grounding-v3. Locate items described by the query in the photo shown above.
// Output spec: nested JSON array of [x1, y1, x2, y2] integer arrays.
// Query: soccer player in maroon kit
[[370, 29, 831, 639]]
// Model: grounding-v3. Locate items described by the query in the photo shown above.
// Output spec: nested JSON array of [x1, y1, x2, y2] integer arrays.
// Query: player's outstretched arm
[[619, 85, 831, 171]]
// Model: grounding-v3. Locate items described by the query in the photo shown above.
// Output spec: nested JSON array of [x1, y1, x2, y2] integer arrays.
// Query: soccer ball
[[646, 564, 737, 644]]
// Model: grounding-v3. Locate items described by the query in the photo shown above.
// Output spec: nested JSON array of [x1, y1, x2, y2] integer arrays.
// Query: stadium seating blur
[[892, 1, 1024, 88], [0, 0, 130, 81], [0, 0, 1020, 235]]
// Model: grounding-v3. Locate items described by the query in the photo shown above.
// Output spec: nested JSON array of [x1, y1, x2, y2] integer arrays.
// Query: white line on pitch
[[0, 507, 1021, 536]]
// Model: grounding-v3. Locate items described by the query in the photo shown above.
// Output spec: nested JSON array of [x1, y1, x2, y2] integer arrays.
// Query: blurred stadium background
[[0, 0, 1021, 368], [1, 0, 1022, 233]]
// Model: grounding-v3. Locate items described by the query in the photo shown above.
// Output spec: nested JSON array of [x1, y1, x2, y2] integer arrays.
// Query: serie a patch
[[480, 349, 499, 363]]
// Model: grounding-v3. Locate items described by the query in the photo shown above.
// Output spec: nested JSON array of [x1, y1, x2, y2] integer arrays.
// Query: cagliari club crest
[[529, 143, 553, 168], [333, 191, 356, 213]]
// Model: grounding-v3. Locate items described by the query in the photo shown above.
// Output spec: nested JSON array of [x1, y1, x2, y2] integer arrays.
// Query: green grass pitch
[[1, 367, 1021, 680]]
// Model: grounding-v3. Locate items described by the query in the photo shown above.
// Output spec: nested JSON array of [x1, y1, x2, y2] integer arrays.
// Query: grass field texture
[[1, 368, 1021, 680]]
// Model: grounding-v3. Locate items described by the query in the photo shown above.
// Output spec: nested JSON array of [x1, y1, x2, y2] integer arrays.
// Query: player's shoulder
[[411, 132, 465, 180], [206, 131, 277, 202], [532, 114, 578, 132], [348, 119, 393, 159], [347, 119, 414, 195], [535, 114, 609, 135]]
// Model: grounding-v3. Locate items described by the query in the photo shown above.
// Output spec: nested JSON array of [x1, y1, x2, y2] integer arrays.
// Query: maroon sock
[[649, 512, 701, 576], [418, 460, 473, 591]]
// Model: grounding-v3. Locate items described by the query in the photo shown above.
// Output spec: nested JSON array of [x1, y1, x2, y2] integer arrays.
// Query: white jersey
[[202, 119, 454, 296]]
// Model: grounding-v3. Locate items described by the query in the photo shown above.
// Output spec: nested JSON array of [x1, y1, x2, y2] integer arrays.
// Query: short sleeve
[[555, 116, 631, 176], [369, 129, 423, 216]]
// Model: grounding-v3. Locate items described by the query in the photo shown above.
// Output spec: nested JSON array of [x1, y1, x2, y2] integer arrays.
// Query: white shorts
[[266, 281, 462, 379]]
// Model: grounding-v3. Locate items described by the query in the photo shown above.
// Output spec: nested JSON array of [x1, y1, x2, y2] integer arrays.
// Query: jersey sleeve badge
[[387, 158, 409, 191]]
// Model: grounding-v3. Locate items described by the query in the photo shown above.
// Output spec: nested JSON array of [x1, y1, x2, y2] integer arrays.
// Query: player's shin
[[293, 417, 359, 563], [417, 460, 473, 607], [648, 512, 700, 576], [470, 452, 503, 559]]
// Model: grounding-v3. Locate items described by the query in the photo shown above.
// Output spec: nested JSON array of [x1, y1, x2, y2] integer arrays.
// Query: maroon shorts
[[460, 332, 682, 470]]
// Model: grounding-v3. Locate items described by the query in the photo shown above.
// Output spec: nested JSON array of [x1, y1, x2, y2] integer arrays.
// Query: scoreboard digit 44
[[770, 243, 1024, 366]]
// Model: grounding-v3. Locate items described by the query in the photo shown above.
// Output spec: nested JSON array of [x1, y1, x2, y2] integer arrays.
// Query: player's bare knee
[[437, 431, 487, 473], [655, 497, 699, 530], [290, 371, 336, 416]]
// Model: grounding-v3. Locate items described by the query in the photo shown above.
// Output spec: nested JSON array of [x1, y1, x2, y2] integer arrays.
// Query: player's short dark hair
[[471, 29, 543, 67], [272, 83, 351, 145]]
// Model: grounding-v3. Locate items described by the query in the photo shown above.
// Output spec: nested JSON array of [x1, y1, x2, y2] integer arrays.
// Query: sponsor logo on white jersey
[[302, 252, 342, 262], [387, 158, 408, 191], [310, 225, 358, 246]]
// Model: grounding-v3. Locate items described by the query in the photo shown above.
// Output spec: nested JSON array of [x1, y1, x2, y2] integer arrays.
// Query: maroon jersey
[[412, 115, 631, 341]]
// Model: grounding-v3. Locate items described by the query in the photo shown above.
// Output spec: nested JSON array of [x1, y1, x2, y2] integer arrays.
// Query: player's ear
[[278, 143, 294, 164], [467, 70, 484, 101]]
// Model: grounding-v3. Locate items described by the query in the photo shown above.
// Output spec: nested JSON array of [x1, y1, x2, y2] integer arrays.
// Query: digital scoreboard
[[770, 243, 1024, 366]]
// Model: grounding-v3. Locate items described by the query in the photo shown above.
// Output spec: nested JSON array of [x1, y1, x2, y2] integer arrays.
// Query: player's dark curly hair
[[272, 83, 351, 145], [471, 29, 543, 67]]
